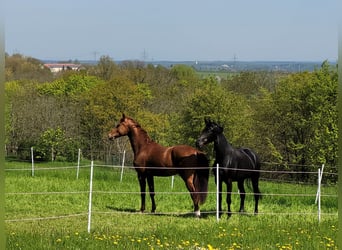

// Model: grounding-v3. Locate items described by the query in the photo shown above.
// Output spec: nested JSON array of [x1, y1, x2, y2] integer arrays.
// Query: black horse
[[196, 118, 261, 217]]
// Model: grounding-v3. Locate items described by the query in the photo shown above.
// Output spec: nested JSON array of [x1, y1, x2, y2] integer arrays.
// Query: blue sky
[[5, 0, 340, 62]]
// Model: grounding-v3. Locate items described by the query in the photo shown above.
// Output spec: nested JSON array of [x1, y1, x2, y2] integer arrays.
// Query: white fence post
[[171, 176, 175, 189], [120, 150, 126, 182], [216, 163, 220, 222], [315, 164, 324, 204], [31, 147, 34, 177], [76, 148, 81, 179], [315, 164, 324, 223], [315, 164, 324, 222], [317, 168, 321, 222], [87, 161, 94, 233]]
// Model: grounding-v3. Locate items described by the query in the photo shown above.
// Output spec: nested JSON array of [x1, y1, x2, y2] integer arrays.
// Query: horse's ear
[[122, 113, 126, 119], [204, 117, 211, 125]]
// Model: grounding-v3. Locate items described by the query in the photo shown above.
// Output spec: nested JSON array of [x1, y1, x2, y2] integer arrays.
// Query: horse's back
[[171, 145, 208, 167], [240, 148, 260, 169], [137, 143, 204, 167], [132, 142, 168, 166], [171, 145, 198, 157]]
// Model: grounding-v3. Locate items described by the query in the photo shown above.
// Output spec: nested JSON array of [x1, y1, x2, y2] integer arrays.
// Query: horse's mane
[[127, 117, 154, 143]]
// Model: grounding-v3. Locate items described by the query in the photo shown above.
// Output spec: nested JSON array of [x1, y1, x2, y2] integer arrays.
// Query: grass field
[[5, 160, 338, 249]]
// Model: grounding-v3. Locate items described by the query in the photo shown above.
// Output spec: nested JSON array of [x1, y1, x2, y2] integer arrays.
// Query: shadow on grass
[[105, 206, 137, 213], [105, 206, 213, 218]]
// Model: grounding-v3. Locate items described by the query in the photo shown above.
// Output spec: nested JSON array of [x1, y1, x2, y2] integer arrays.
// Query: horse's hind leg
[[251, 176, 261, 215], [181, 173, 200, 217], [237, 180, 246, 214], [147, 175, 156, 213]]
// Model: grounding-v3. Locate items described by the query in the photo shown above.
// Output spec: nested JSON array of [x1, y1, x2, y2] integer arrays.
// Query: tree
[[36, 72, 100, 98], [80, 75, 152, 160], [92, 55, 118, 81], [221, 71, 283, 98], [176, 78, 254, 155], [36, 127, 65, 161], [5, 73, 98, 159], [253, 61, 337, 175], [5, 53, 53, 82]]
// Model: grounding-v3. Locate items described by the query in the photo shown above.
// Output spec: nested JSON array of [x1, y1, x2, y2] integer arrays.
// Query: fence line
[[5, 210, 338, 224], [6, 191, 89, 195], [5, 163, 338, 176], [5, 165, 89, 171], [5, 190, 337, 198], [9, 146, 339, 170], [92, 210, 338, 217], [6, 213, 88, 223], [260, 161, 338, 169], [5, 162, 338, 227]]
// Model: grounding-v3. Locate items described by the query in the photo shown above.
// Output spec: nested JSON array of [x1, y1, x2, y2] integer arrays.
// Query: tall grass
[[5, 161, 338, 249]]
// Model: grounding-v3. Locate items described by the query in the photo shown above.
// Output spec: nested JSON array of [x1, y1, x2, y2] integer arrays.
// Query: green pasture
[[5, 161, 338, 249]]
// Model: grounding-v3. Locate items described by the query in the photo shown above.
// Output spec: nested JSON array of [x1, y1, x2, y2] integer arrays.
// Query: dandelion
[[207, 244, 214, 250]]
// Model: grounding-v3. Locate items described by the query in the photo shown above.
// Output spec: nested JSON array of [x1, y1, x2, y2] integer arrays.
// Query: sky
[[5, 0, 340, 62]]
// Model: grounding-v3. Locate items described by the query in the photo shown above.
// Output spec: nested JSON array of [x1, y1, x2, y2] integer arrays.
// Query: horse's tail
[[243, 148, 262, 199], [193, 152, 209, 204], [254, 160, 262, 199]]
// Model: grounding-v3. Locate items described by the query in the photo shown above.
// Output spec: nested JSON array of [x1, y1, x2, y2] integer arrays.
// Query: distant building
[[44, 63, 83, 73]]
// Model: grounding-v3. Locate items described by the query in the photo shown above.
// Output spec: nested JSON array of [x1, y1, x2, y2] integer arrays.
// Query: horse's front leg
[[226, 179, 233, 217], [138, 173, 146, 213], [237, 180, 246, 214], [214, 174, 223, 217], [147, 175, 156, 213]]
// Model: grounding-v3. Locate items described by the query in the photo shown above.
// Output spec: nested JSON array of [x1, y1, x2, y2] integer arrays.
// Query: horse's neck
[[127, 126, 151, 156], [214, 133, 234, 158]]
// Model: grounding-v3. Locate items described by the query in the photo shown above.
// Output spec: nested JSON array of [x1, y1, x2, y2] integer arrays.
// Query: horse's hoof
[[194, 210, 201, 218]]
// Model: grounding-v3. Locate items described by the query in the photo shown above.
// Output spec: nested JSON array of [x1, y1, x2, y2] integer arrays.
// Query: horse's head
[[196, 118, 223, 149], [108, 113, 132, 140]]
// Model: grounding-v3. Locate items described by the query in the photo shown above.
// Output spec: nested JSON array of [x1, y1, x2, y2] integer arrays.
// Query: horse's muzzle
[[108, 129, 119, 140], [196, 139, 205, 149]]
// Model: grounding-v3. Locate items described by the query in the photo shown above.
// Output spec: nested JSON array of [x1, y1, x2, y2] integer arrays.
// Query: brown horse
[[108, 114, 209, 217]]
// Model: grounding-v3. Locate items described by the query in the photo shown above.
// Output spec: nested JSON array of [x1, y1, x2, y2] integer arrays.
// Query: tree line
[[5, 53, 337, 182]]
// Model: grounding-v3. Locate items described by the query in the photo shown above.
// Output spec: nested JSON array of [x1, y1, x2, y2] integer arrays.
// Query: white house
[[44, 63, 83, 73]]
